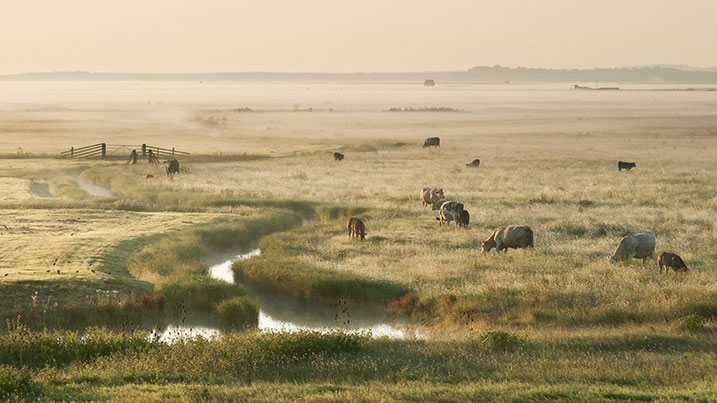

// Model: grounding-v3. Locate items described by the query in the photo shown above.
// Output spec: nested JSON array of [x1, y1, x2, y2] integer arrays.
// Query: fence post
[[172, 147, 175, 156], [101, 143, 106, 159], [142, 144, 146, 158], [70, 147, 74, 158]]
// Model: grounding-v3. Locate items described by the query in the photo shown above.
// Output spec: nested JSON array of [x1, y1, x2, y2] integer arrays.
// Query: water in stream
[[159, 246, 424, 341]]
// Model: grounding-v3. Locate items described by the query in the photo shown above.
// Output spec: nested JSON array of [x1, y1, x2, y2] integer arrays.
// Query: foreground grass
[[0, 328, 714, 401]]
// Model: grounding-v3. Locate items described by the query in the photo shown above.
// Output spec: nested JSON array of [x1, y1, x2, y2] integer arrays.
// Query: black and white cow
[[435, 201, 464, 227]]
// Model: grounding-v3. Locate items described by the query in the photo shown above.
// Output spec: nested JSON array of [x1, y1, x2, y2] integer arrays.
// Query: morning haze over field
[[1, 1, 716, 401]]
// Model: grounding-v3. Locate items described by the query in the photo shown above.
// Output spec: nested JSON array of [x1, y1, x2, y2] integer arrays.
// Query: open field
[[0, 82, 715, 400]]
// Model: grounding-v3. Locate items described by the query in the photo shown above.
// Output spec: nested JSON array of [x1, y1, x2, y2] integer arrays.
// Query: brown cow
[[466, 159, 480, 168], [657, 251, 689, 274], [481, 226, 534, 253], [421, 187, 445, 208], [346, 217, 358, 237], [347, 217, 365, 240], [333, 152, 344, 162]]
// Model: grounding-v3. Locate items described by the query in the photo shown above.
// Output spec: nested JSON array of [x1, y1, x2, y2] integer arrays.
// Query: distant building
[[424, 79, 435, 87]]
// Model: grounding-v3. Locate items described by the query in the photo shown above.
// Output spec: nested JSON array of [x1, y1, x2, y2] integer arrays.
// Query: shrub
[[134, 293, 166, 312], [215, 296, 259, 329], [387, 293, 420, 315]]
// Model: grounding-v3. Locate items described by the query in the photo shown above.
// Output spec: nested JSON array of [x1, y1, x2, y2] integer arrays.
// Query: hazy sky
[[1, 0, 716, 74]]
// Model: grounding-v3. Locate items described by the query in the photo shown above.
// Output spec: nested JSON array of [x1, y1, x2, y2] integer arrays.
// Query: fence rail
[[61, 143, 190, 161]]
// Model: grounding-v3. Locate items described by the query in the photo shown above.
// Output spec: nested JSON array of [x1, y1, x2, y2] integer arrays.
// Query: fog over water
[[1, 81, 716, 111]]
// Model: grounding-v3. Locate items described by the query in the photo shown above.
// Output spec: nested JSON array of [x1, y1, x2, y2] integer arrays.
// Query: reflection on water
[[154, 325, 221, 343], [208, 248, 260, 283]]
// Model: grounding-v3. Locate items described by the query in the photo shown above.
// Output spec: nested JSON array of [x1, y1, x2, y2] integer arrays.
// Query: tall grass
[[215, 296, 259, 329], [126, 210, 301, 282], [232, 224, 410, 306], [0, 326, 714, 400]]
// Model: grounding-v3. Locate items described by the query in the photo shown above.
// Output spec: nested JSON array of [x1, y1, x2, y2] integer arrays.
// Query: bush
[[474, 330, 525, 352], [215, 296, 259, 329], [387, 293, 420, 316], [134, 293, 166, 312]]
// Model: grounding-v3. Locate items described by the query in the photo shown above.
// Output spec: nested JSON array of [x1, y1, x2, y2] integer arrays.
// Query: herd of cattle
[[165, 137, 687, 274], [342, 137, 687, 274]]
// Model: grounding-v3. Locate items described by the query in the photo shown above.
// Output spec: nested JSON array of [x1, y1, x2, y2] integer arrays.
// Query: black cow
[[333, 152, 344, 162], [458, 210, 470, 228], [164, 159, 179, 178], [423, 137, 440, 148], [618, 161, 636, 171]]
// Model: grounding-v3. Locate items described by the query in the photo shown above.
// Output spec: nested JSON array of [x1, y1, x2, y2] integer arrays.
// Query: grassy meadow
[[0, 83, 715, 400]]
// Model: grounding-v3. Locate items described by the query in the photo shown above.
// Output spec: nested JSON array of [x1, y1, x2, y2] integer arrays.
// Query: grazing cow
[[458, 210, 470, 228], [618, 161, 636, 171], [423, 137, 440, 148], [347, 217, 365, 240], [658, 251, 689, 274], [481, 226, 534, 253], [420, 187, 445, 208], [164, 159, 179, 178], [333, 152, 344, 162], [435, 201, 464, 227], [347, 217, 357, 237], [608, 232, 655, 268], [466, 159, 480, 168]]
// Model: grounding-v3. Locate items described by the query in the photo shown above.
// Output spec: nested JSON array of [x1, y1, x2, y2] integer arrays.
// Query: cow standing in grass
[[333, 152, 344, 162], [435, 201, 464, 227], [347, 217, 365, 240], [458, 210, 470, 228], [421, 187, 445, 208], [481, 226, 534, 253], [164, 159, 179, 178], [608, 232, 655, 268], [423, 137, 440, 148], [618, 161, 636, 171]]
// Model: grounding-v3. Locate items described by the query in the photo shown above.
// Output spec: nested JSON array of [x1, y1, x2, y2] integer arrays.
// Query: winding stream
[[207, 247, 424, 339], [74, 176, 421, 340]]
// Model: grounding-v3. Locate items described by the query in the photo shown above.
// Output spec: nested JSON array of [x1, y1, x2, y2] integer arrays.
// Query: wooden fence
[[61, 143, 189, 162]]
